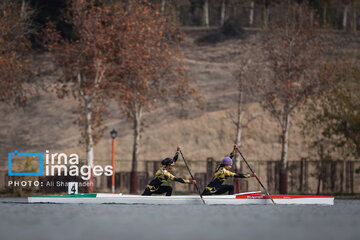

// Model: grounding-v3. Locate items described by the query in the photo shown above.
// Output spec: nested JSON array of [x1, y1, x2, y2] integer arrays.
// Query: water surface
[[0, 199, 359, 240]]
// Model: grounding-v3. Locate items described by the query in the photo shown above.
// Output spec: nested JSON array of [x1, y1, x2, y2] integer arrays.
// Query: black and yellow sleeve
[[229, 148, 236, 159], [173, 177, 190, 184], [164, 171, 190, 184], [173, 151, 180, 162], [234, 173, 251, 178]]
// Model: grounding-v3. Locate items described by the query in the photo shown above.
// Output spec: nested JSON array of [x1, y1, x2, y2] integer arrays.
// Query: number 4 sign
[[68, 182, 78, 194]]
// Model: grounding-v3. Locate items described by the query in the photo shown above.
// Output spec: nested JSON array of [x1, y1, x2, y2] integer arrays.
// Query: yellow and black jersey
[[146, 167, 190, 192], [205, 167, 250, 194]]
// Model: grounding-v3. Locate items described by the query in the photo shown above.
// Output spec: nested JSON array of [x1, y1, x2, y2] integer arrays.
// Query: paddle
[[234, 145, 276, 205], [178, 149, 206, 205]]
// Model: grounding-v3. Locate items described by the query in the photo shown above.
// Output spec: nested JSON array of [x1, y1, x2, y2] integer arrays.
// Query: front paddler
[[142, 147, 196, 196], [202, 145, 257, 195]]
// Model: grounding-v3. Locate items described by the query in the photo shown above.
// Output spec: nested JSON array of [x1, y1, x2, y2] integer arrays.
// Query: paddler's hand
[[189, 180, 196, 184], [177, 146, 181, 151], [233, 144, 239, 150], [250, 173, 257, 178]]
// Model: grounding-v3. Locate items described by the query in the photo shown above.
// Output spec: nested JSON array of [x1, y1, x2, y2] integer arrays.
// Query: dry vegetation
[[0, 27, 359, 170]]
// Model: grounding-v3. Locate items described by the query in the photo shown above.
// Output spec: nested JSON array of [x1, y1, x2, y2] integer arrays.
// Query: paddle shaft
[[235, 148, 276, 205], [179, 150, 206, 205]]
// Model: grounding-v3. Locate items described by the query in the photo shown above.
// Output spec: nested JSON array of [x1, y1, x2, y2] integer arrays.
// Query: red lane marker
[[236, 193, 334, 199]]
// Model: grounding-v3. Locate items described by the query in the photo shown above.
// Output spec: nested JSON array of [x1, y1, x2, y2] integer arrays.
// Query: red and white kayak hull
[[235, 193, 334, 205], [28, 192, 334, 205]]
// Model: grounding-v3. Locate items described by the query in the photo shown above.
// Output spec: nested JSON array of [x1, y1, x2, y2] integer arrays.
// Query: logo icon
[[8, 150, 43, 176]]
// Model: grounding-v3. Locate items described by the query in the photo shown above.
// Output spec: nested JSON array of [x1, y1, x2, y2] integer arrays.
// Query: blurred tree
[[341, 0, 352, 29], [352, 0, 358, 33], [220, 0, 226, 26], [232, 47, 259, 193], [303, 63, 360, 161], [161, 0, 166, 13], [0, 0, 34, 107], [257, 0, 271, 29], [301, 61, 359, 193], [308, 0, 319, 26], [318, 0, 333, 26], [255, 0, 282, 29], [27, 0, 70, 44], [203, 0, 209, 27], [112, 0, 195, 194], [249, 2, 339, 194], [249, 0, 254, 26], [43, 0, 125, 192]]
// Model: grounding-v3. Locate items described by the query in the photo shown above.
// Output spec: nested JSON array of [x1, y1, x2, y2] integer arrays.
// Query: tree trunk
[[323, 5, 327, 27], [263, 5, 269, 29], [232, 4, 237, 20], [354, 7, 357, 33], [172, 2, 177, 23], [234, 77, 244, 193], [161, 0, 166, 14], [130, 105, 142, 194], [279, 103, 290, 194], [20, 0, 26, 19], [84, 98, 94, 193], [220, 0, 226, 26], [203, 0, 209, 28], [127, 0, 133, 11], [310, 8, 314, 26], [316, 172, 322, 195], [249, 1, 254, 26], [317, 145, 324, 195], [343, 5, 349, 29]]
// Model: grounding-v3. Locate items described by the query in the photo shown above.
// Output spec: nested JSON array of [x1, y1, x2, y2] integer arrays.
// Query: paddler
[[142, 147, 196, 196], [202, 145, 257, 195]]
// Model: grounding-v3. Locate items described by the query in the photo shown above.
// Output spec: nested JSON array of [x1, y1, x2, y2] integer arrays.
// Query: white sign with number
[[68, 182, 78, 194]]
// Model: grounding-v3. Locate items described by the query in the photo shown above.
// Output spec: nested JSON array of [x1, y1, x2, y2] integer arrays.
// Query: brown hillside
[[0, 29, 359, 170]]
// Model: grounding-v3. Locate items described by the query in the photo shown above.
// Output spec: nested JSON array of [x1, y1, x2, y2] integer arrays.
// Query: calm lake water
[[0, 198, 359, 240]]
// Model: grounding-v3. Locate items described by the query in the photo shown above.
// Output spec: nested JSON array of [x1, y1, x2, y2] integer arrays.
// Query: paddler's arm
[[173, 146, 181, 163], [165, 171, 196, 184], [234, 173, 257, 178], [173, 177, 192, 184], [174, 178, 196, 184], [229, 146, 236, 159], [224, 169, 256, 178]]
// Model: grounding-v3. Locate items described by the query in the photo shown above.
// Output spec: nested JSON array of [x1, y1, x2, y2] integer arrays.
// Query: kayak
[[28, 191, 334, 205]]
